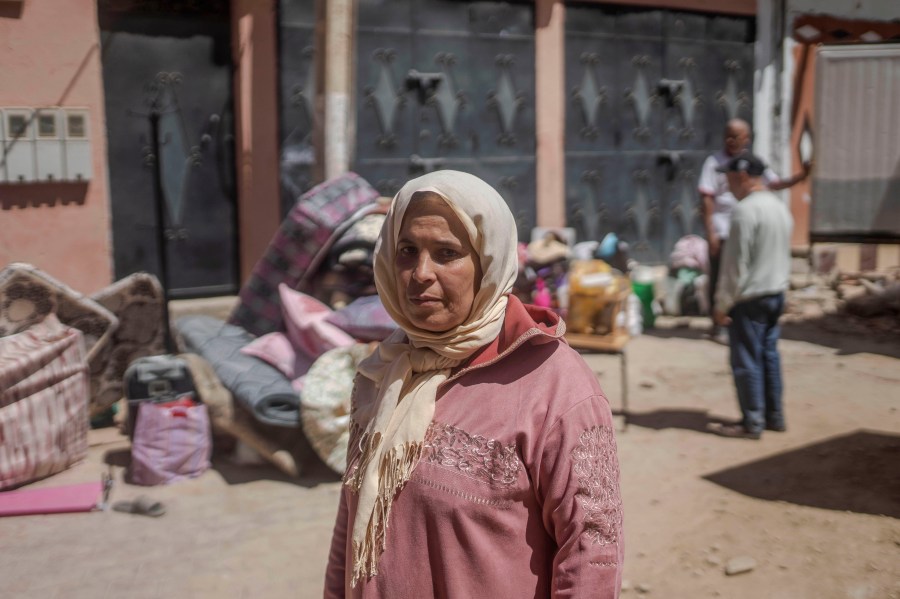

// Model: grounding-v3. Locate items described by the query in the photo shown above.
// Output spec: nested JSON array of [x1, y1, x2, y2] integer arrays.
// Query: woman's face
[[394, 194, 481, 332]]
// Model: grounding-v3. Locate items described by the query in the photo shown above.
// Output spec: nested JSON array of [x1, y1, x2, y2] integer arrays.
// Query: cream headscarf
[[345, 170, 519, 585]]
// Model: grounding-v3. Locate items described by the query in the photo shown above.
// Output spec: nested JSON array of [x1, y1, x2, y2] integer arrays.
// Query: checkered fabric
[[228, 172, 380, 337], [0, 315, 89, 490]]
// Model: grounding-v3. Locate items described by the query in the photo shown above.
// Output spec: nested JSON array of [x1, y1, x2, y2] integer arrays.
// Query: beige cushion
[[0, 263, 118, 364], [90, 273, 167, 416]]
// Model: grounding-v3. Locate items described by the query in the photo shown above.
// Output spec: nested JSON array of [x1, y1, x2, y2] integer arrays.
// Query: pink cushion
[[278, 284, 354, 359], [325, 295, 398, 342], [241, 332, 313, 381]]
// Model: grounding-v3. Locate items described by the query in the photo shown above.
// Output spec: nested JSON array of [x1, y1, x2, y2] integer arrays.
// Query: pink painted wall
[[232, 0, 282, 284], [0, 0, 112, 294]]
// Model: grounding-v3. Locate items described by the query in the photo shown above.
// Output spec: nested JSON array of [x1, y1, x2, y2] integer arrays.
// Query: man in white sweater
[[712, 151, 794, 439], [699, 119, 809, 344]]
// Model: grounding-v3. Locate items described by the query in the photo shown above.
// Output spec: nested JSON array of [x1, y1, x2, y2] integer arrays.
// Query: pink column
[[232, 0, 282, 284], [535, 0, 567, 229]]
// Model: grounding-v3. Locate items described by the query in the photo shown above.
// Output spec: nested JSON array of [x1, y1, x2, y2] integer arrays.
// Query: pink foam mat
[[0, 480, 103, 517]]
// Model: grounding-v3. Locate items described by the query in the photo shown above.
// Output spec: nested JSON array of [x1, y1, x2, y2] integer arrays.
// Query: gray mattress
[[175, 315, 299, 428]]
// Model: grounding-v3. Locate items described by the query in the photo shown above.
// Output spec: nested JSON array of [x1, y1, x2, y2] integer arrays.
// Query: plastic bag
[[130, 400, 211, 486], [567, 260, 629, 335]]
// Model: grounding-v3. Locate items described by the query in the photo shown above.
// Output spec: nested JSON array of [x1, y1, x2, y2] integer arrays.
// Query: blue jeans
[[728, 293, 785, 433]]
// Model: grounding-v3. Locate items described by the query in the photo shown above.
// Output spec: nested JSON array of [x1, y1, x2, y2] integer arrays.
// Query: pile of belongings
[[175, 172, 398, 477], [512, 230, 573, 315], [663, 234, 710, 317], [0, 263, 168, 489], [0, 172, 397, 487], [513, 229, 632, 320]]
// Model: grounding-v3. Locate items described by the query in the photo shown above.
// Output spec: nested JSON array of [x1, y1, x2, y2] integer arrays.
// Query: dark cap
[[716, 151, 766, 176]]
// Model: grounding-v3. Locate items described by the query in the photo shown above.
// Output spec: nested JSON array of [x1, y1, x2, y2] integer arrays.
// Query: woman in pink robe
[[325, 170, 623, 598]]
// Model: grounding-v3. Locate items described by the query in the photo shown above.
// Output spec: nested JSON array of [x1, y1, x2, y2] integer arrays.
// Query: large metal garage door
[[278, 0, 318, 216], [565, 5, 755, 263], [354, 0, 537, 238]]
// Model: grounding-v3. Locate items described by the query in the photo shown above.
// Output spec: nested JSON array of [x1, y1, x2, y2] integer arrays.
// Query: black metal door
[[355, 0, 536, 238], [278, 0, 317, 216], [100, 5, 238, 298], [565, 6, 754, 263]]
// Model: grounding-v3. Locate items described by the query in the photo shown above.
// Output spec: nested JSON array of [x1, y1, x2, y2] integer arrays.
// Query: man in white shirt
[[698, 119, 809, 343], [711, 152, 794, 440]]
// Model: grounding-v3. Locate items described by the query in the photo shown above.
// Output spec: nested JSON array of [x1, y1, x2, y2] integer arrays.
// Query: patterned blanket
[[0, 315, 89, 490], [229, 172, 380, 337]]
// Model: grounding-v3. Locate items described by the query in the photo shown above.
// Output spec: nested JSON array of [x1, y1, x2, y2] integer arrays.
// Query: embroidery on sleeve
[[422, 422, 521, 486], [572, 425, 623, 547]]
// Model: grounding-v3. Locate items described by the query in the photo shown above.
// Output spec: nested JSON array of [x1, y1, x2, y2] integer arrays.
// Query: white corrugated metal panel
[[812, 43, 900, 242]]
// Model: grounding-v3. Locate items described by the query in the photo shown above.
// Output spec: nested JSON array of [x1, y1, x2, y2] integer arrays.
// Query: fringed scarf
[[346, 170, 519, 586]]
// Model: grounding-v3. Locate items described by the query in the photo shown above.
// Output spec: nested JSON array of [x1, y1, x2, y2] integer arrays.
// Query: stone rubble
[[724, 556, 758, 576]]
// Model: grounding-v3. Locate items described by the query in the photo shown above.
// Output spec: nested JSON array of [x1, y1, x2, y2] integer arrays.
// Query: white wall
[[758, 0, 898, 185], [753, 0, 782, 170]]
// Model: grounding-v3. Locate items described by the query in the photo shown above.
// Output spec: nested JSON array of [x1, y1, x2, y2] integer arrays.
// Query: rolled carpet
[[174, 315, 300, 428]]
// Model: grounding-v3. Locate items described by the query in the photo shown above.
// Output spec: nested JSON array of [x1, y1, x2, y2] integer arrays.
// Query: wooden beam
[[572, 0, 757, 17]]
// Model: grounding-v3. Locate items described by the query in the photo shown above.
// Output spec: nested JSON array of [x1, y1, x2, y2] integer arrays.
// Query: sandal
[[112, 495, 166, 517]]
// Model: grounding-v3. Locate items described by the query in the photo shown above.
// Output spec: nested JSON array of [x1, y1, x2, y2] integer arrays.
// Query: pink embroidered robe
[[325, 297, 624, 598]]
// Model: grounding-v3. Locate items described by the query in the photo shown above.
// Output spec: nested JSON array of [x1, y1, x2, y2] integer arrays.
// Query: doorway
[[99, 1, 239, 298]]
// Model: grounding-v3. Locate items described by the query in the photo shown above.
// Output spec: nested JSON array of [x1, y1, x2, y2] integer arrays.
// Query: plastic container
[[631, 266, 656, 329], [533, 278, 553, 308], [631, 282, 654, 328]]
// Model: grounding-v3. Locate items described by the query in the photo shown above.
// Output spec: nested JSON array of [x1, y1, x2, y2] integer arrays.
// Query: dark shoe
[[765, 423, 787, 432], [710, 423, 761, 440], [112, 495, 166, 518], [712, 329, 730, 346], [707, 327, 729, 346]]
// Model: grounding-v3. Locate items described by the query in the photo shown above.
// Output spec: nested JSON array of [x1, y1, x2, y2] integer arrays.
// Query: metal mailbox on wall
[[63, 109, 92, 181], [35, 108, 65, 181], [0, 107, 92, 183], [3, 108, 36, 183]]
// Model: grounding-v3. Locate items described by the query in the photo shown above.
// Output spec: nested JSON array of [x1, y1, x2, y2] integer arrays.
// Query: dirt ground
[[1, 295, 898, 598], [608, 314, 899, 599]]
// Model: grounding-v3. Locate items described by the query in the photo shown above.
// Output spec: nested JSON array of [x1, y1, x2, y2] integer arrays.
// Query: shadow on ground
[[643, 326, 711, 341], [103, 443, 342, 489], [639, 316, 712, 342], [780, 316, 900, 359], [703, 429, 900, 518], [210, 454, 341, 488], [641, 313, 900, 358], [618, 408, 731, 434]]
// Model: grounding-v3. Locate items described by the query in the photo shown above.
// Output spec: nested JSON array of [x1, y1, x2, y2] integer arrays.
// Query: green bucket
[[632, 280, 655, 329]]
